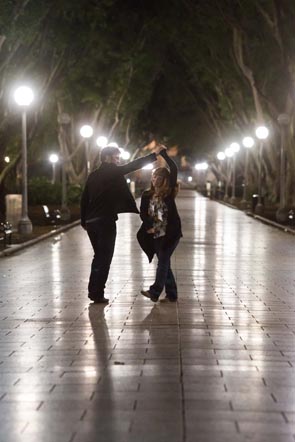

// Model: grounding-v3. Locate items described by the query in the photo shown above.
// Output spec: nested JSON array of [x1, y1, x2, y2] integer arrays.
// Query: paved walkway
[[0, 190, 294, 442]]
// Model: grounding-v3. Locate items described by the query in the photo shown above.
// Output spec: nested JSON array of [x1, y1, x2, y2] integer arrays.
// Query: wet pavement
[[0, 190, 294, 442]]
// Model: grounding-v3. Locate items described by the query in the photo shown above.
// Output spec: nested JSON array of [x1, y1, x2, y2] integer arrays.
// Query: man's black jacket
[[80, 153, 157, 228]]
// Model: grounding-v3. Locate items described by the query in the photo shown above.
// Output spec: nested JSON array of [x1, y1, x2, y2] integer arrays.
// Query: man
[[81, 144, 162, 303]]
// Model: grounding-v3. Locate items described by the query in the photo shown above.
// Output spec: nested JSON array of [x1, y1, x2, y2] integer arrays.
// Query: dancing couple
[[80, 143, 182, 304]]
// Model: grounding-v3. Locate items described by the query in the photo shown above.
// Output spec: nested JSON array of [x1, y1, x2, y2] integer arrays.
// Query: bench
[[42, 205, 61, 225], [0, 222, 12, 247]]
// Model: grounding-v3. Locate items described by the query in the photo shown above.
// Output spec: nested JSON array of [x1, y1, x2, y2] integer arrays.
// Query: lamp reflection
[[51, 238, 62, 299]]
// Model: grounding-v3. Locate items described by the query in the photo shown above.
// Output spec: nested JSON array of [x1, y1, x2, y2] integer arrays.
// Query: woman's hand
[[147, 228, 155, 234]]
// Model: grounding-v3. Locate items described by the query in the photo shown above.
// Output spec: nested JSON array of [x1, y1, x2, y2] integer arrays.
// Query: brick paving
[[0, 190, 294, 442]]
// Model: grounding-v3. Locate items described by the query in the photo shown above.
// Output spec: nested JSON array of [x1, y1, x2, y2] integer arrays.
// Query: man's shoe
[[93, 297, 109, 304], [88, 294, 109, 304], [141, 290, 151, 299], [141, 290, 158, 302]]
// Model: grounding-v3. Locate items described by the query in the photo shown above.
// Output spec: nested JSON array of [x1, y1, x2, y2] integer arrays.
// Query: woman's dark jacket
[[137, 150, 182, 262]]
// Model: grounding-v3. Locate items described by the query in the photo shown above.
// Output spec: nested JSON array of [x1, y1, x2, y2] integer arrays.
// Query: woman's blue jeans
[[149, 237, 179, 300]]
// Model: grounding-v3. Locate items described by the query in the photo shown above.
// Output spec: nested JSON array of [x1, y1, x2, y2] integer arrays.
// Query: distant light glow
[[142, 163, 153, 170], [80, 125, 93, 138], [4, 156, 10, 163], [126, 178, 131, 183], [242, 136, 254, 148], [255, 126, 269, 140], [96, 136, 108, 148], [14, 86, 34, 106], [120, 149, 130, 160], [188, 176, 193, 182], [225, 147, 234, 158], [230, 142, 240, 153], [217, 152, 226, 160], [195, 162, 208, 170]]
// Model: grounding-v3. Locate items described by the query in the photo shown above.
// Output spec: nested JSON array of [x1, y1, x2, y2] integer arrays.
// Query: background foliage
[[0, 0, 294, 208]]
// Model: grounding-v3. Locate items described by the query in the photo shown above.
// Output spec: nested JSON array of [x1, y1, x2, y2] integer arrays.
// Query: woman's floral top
[[148, 196, 168, 238]]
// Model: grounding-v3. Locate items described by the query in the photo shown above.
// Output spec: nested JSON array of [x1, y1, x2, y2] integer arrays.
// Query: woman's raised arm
[[159, 149, 178, 188]]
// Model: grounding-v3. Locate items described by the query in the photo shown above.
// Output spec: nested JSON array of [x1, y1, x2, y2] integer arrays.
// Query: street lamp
[[80, 124, 93, 174], [276, 114, 290, 222], [120, 149, 130, 160], [49, 153, 59, 184], [240, 136, 254, 210], [96, 136, 108, 148], [13, 85, 34, 235], [108, 142, 119, 147], [229, 142, 240, 205], [217, 152, 226, 161], [255, 125, 269, 214]]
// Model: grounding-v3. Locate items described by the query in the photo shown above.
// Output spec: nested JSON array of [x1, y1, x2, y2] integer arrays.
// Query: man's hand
[[154, 144, 167, 155], [142, 140, 156, 151], [147, 228, 155, 234]]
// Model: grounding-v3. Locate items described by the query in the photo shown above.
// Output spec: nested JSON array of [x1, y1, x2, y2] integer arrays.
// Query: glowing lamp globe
[[255, 126, 269, 140], [80, 125, 93, 139], [14, 86, 34, 107]]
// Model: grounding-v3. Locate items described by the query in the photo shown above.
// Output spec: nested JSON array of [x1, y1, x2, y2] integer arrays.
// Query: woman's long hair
[[148, 167, 178, 198]]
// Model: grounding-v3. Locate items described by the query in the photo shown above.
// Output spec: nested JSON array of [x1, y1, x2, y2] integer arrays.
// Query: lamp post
[[57, 112, 71, 221], [255, 125, 269, 215], [229, 142, 240, 205], [49, 153, 59, 184], [217, 151, 226, 199], [13, 85, 34, 235], [80, 124, 93, 175], [276, 114, 290, 222], [224, 146, 234, 202], [240, 136, 254, 210]]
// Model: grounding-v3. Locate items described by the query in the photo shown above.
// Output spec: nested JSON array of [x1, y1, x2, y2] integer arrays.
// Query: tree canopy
[[0, 0, 295, 204]]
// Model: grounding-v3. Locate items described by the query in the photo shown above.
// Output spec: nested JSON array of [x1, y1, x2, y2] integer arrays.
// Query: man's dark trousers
[[86, 217, 117, 299]]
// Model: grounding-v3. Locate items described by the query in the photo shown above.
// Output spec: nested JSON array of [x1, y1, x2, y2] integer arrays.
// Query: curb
[[215, 198, 295, 234], [0, 220, 81, 257], [245, 212, 295, 235], [216, 200, 238, 210]]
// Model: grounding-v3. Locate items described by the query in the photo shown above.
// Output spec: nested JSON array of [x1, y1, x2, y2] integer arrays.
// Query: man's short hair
[[100, 146, 121, 162]]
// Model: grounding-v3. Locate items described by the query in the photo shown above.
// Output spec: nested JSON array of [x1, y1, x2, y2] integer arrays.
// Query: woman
[[137, 146, 182, 302]]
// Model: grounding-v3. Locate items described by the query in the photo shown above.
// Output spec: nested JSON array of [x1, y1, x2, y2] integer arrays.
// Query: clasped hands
[[154, 144, 167, 155]]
